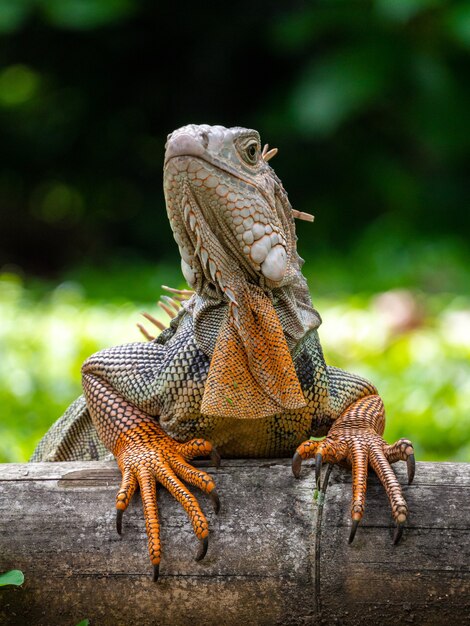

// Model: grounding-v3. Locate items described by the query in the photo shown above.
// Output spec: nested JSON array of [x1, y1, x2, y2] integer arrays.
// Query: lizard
[[32, 123, 415, 581]]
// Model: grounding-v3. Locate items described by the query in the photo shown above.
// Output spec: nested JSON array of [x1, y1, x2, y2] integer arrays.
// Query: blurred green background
[[0, 0, 469, 462]]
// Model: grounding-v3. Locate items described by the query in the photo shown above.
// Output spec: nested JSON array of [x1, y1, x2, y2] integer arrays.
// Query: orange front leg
[[292, 395, 415, 544], [83, 372, 220, 581]]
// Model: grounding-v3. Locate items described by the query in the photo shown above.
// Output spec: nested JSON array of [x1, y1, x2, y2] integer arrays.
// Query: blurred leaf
[[446, 2, 470, 48], [0, 65, 40, 108], [272, 6, 358, 51], [0, 0, 32, 33], [75, 620, 90, 626], [0, 570, 24, 587], [30, 181, 85, 225], [409, 53, 470, 157], [291, 48, 391, 135], [375, 0, 440, 23], [40, 0, 135, 29]]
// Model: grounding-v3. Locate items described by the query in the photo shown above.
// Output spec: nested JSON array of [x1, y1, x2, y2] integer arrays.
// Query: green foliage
[[319, 291, 470, 462], [0, 271, 154, 462], [0, 0, 134, 33], [0, 570, 24, 587], [1, 253, 469, 464], [75, 620, 90, 626]]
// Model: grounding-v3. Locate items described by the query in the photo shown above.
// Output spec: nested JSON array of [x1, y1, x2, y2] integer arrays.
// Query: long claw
[[195, 536, 208, 562], [393, 522, 404, 545], [407, 454, 415, 485], [116, 509, 123, 535], [211, 448, 221, 469], [292, 451, 302, 478], [315, 452, 323, 490], [88, 376, 217, 579], [153, 564, 160, 582], [210, 489, 220, 514], [349, 519, 359, 544]]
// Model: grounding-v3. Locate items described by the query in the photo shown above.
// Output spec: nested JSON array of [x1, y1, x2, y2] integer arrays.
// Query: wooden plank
[[0, 460, 469, 626]]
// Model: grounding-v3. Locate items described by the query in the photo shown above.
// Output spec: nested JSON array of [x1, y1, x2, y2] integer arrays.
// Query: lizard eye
[[245, 142, 259, 164]]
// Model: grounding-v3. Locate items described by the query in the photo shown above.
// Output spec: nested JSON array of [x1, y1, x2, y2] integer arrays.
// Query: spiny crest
[[137, 285, 194, 341]]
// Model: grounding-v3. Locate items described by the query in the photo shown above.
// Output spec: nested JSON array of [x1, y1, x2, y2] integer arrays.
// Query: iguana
[[32, 124, 415, 581]]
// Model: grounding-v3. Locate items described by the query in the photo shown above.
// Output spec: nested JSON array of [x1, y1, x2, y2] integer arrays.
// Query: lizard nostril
[[200, 132, 209, 149]]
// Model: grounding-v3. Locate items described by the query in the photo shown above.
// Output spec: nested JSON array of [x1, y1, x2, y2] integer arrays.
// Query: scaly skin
[[32, 124, 414, 579]]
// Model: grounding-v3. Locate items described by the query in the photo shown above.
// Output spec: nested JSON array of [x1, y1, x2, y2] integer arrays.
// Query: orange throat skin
[[201, 283, 306, 420]]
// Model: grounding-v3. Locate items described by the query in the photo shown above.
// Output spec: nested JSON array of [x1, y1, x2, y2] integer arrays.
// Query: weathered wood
[[0, 460, 468, 626]]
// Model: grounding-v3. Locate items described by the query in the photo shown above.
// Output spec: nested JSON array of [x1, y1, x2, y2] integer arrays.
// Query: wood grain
[[0, 460, 468, 626]]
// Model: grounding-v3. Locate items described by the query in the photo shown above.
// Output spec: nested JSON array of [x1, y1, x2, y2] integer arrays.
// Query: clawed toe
[[393, 522, 404, 545], [348, 519, 360, 544], [292, 451, 303, 478], [114, 430, 219, 580], [195, 536, 209, 562], [211, 448, 221, 469], [292, 396, 414, 545], [210, 489, 221, 514], [407, 454, 415, 484], [315, 453, 323, 490], [384, 438, 415, 485], [116, 509, 124, 535]]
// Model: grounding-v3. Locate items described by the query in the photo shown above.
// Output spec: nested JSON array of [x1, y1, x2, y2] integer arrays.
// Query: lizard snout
[[165, 130, 206, 163]]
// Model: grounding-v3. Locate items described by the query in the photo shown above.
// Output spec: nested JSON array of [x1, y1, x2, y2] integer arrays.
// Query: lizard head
[[164, 123, 306, 302], [163, 124, 320, 418]]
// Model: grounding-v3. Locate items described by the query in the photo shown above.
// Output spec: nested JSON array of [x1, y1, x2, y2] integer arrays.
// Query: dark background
[[1, 0, 469, 286]]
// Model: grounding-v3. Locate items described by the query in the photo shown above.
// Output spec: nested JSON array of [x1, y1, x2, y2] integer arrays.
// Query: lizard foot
[[114, 423, 220, 581], [292, 395, 414, 544]]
